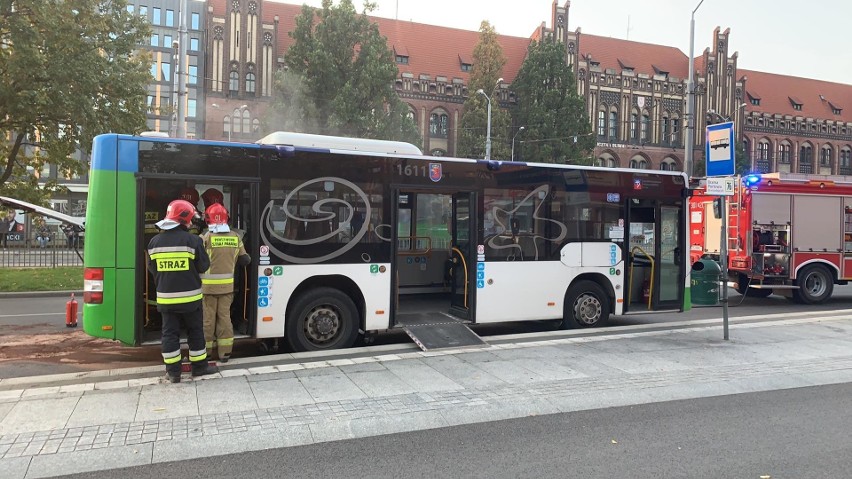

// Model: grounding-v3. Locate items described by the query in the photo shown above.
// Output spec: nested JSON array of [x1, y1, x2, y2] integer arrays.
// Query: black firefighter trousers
[[160, 301, 209, 376]]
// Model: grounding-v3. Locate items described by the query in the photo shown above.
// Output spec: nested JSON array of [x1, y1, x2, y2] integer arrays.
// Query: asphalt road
[[62, 382, 852, 479], [2, 285, 852, 378]]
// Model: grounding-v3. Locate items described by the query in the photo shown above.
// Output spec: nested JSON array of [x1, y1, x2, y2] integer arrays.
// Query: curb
[[0, 290, 81, 299]]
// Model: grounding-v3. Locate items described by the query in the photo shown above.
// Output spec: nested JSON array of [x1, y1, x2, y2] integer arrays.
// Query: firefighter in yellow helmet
[[200, 203, 250, 362]]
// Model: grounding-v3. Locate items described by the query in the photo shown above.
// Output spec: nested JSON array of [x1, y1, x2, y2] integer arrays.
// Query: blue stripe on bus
[[91, 135, 118, 171], [118, 139, 139, 172]]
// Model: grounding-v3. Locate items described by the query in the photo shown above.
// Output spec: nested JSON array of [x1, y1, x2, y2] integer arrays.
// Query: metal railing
[[0, 233, 83, 268]]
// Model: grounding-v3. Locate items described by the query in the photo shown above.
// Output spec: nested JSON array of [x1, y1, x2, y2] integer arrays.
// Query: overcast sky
[[280, 0, 851, 85]]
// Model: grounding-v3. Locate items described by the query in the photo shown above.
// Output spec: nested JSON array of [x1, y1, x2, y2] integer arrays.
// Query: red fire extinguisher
[[66, 293, 78, 328], [641, 280, 651, 303]]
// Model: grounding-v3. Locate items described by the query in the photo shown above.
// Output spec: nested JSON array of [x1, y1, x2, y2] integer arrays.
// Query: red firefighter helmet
[[163, 199, 199, 227], [204, 203, 229, 225], [201, 188, 224, 208], [179, 187, 199, 205]]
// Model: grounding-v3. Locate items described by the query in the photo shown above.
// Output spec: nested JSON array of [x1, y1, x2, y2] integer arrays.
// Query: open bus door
[[392, 189, 483, 351], [137, 176, 258, 345], [625, 198, 684, 312]]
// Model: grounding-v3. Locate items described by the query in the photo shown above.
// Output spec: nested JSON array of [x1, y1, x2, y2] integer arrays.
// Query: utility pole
[[685, 0, 705, 178]]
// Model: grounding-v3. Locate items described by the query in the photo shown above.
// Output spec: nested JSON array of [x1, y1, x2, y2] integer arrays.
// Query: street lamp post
[[511, 126, 525, 161], [476, 77, 503, 161], [175, 0, 189, 138], [684, 0, 705, 178]]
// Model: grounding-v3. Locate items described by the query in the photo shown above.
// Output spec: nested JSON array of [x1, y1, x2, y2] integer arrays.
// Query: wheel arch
[[793, 259, 839, 283], [566, 272, 616, 313], [287, 275, 366, 331]]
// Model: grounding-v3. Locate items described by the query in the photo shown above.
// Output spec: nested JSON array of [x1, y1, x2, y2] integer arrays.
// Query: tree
[[0, 0, 152, 203], [268, 0, 420, 146], [457, 21, 511, 160], [511, 40, 594, 164]]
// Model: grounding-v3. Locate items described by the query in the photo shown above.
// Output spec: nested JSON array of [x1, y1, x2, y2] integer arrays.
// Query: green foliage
[[511, 40, 594, 164], [457, 21, 511, 160], [268, 0, 420, 146], [0, 267, 82, 292], [0, 0, 152, 203]]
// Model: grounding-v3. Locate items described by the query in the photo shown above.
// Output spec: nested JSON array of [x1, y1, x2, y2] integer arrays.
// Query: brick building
[[200, 0, 852, 174]]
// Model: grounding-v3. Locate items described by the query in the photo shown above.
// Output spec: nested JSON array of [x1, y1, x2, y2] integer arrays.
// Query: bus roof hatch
[[257, 131, 423, 156]]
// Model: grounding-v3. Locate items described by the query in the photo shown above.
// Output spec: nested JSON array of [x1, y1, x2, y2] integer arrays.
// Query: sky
[[278, 0, 852, 85]]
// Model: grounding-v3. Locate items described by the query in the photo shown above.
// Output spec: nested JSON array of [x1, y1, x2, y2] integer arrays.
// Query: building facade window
[[223, 116, 231, 134], [608, 110, 617, 140], [757, 141, 769, 160], [245, 73, 256, 95], [191, 12, 200, 30], [820, 146, 832, 167], [151, 34, 159, 47], [662, 115, 670, 145], [597, 109, 606, 137], [152, 7, 160, 24], [395, 55, 409, 64], [166, 9, 174, 27], [160, 63, 171, 82], [660, 158, 678, 171], [229, 71, 239, 93], [799, 144, 813, 174], [630, 112, 638, 142], [187, 99, 197, 118], [671, 118, 680, 145], [779, 143, 791, 163], [840, 148, 852, 174], [163, 35, 172, 48], [139, 6, 147, 17], [190, 38, 199, 51], [188, 65, 197, 84], [641, 113, 649, 142], [429, 113, 448, 138]]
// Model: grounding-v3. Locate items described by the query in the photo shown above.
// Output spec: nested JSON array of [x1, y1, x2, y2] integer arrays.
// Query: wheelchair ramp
[[397, 312, 487, 351]]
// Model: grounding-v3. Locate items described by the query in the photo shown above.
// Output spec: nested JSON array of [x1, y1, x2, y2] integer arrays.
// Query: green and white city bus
[[82, 132, 690, 351]]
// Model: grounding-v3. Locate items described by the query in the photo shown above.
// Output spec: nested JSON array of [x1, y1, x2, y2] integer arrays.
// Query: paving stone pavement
[[1, 315, 852, 478]]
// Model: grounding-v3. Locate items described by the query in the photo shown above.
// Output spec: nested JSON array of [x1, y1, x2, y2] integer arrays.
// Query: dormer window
[[461, 63, 472, 72], [833, 108, 842, 115], [829, 102, 842, 115], [750, 98, 760, 106], [394, 45, 409, 65], [789, 96, 803, 111]]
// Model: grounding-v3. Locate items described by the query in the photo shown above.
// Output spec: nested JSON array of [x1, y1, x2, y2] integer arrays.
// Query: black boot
[[191, 363, 220, 377], [219, 354, 230, 363], [166, 374, 181, 383]]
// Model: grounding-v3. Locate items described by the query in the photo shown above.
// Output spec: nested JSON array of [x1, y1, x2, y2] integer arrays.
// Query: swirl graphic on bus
[[259, 177, 372, 264], [485, 185, 567, 260]]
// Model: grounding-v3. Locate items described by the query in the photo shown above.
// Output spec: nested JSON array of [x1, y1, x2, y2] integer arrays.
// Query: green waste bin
[[691, 259, 721, 306]]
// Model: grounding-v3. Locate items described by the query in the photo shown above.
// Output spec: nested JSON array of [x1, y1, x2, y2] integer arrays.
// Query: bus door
[[625, 198, 683, 312], [449, 191, 475, 320], [138, 175, 259, 344], [392, 189, 483, 350]]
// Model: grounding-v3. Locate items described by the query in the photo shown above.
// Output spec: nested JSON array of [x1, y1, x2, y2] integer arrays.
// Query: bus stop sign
[[705, 121, 735, 177]]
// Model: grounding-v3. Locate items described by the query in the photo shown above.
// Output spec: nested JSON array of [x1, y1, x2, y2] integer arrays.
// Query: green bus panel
[[82, 267, 116, 340], [115, 267, 138, 345], [116, 170, 138, 269], [84, 172, 117, 267]]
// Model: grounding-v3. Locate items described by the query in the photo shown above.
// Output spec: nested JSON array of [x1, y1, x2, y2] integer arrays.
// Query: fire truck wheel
[[792, 264, 834, 305], [285, 287, 360, 352], [562, 280, 610, 329]]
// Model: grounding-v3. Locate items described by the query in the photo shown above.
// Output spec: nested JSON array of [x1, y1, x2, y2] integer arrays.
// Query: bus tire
[[562, 280, 610, 329], [791, 264, 833, 305], [285, 287, 360, 352]]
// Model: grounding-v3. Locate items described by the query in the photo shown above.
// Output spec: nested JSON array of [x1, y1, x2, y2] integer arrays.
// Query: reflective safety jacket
[[147, 227, 210, 311], [200, 230, 250, 295]]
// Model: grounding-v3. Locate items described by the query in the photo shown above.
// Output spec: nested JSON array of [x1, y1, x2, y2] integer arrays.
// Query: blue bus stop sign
[[705, 121, 735, 177]]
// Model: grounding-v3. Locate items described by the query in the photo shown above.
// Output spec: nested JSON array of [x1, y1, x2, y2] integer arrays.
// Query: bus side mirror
[[713, 198, 723, 219]]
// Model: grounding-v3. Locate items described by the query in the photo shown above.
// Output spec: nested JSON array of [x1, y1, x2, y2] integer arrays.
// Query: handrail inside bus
[[628, 245, 655, 310], [451, 246, 469, 309]]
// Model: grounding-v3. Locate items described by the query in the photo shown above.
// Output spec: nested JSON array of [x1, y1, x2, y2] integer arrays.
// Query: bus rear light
[[84, 268, 104, 304]]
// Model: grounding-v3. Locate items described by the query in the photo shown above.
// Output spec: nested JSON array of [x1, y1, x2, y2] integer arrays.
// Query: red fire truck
[[727, 172, 852, 303], [688, 186, 722, 265]]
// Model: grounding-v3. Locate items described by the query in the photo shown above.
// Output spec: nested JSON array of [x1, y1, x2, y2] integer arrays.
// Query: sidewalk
[[1, 310, 852, 478]]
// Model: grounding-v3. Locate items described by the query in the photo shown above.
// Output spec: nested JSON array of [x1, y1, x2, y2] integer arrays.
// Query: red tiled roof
[[740, 69, 852, 122], [208, 0, 530, 83], [579, 35, 688, 79]]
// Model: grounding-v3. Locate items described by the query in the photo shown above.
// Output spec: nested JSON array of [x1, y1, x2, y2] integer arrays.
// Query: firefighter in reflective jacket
[[147, 199, 219, 383], [200, 203, 250, 362]]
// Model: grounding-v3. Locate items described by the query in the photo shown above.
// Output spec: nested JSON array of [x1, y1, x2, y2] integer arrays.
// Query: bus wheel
[[562, 280, 610, 329], [285, 288, 359, 352], [791, 264, 833, 305]]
